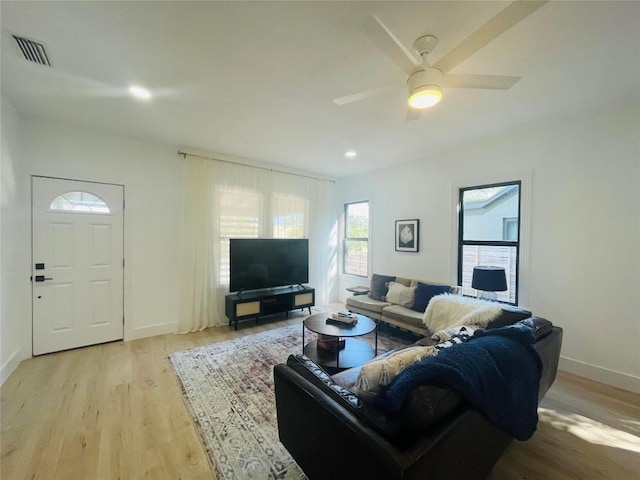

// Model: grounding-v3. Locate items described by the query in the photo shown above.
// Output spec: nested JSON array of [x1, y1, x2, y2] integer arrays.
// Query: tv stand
[[225, 285, 315, 330]]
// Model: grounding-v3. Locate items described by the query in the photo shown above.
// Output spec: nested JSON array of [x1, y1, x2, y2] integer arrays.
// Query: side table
[[346, 286, 370, 296], [302, 313, 377, 373]]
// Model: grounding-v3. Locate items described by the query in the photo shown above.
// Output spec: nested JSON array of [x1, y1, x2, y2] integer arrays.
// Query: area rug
[[168, 323, 413, 480]]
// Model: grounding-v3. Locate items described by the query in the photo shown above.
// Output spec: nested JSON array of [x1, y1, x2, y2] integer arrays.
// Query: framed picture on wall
[[395, 219, 419, 252]]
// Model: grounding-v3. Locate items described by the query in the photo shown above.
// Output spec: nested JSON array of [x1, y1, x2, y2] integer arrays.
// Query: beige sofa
[[346, 274, 530, 336]]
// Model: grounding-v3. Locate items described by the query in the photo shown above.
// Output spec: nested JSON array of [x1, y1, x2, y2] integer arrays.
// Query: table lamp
[[471, 266, 507, 302]]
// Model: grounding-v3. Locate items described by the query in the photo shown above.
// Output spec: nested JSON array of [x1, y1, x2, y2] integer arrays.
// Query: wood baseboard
[[126, 322, 177, 340], [1, 347, 25, 386], [559, 356, 640, 393]]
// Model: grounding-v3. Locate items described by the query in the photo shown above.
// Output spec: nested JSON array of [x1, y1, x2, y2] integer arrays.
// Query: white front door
[[32, 176, 124, 355]]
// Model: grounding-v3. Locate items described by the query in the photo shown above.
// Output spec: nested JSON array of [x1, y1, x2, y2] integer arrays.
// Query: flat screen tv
[[229, 238, 309, 292]]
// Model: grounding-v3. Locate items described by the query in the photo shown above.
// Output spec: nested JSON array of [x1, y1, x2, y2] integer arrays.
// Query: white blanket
[[423, 294, 502, 332]]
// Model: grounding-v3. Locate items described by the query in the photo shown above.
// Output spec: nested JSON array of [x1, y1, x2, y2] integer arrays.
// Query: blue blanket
[[377, 324, 542, 440]]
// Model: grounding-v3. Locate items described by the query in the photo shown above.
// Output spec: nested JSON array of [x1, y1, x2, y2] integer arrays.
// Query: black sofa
[[274, 317, 563, 480]]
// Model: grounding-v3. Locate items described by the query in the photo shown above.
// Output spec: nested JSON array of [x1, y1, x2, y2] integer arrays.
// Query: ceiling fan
[[333, 0, 547, 120]]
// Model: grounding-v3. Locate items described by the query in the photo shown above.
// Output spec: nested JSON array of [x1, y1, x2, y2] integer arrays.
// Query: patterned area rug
[[168, 323, 414, 480]]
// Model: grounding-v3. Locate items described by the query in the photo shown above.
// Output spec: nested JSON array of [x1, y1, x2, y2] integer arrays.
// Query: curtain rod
[[178, 151, 335, 183]]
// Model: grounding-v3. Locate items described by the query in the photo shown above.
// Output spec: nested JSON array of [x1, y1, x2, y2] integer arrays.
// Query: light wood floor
[[2, 312, 639, 480]]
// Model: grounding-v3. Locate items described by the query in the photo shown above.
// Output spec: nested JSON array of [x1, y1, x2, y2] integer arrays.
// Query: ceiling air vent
[[13, 35, 51, 67]]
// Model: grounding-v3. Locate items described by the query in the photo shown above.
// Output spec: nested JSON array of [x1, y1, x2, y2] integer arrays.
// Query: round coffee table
[[302, 312, 377, 372]]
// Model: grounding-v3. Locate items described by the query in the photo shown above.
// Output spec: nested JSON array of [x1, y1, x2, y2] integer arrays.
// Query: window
[[273, 194, 307, 238], [218, 188, 308, 284], [458, 182, 520, 304], [219, 188, 262, 284], [343, 201, 369, 277], [50, 191, 110, 213]]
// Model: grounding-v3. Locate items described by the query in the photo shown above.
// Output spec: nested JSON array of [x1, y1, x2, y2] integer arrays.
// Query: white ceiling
[[2, 1, 639, 179]]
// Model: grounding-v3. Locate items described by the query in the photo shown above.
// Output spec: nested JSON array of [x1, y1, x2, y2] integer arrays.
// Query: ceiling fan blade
[[434, 1, 547, 74], [405, 108, 421, 121], [332, 82, 403, 106], [445, 74, 521, 90], [360, 15, 421, 76]]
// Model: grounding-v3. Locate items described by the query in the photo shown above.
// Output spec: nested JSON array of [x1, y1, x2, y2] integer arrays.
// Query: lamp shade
[[471, 266, 507, 292]]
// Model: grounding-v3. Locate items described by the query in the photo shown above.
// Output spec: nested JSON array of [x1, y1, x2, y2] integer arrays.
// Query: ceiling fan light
[[408, 85, 442, 109], [129, 85, 152, 100]]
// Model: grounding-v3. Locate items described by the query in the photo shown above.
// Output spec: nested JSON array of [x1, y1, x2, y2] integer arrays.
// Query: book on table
[[326, 312, 357, 326], [317, 334, 345, 351]]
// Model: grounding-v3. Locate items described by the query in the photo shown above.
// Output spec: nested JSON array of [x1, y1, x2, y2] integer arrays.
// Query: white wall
[[1, 95, 31, 383], [3, 101, 638, 392], [1, 115, 184, 381], [337, 105, 640, 393]]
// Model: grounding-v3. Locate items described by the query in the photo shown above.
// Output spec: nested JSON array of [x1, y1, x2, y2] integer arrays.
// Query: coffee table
[[302, 312, 377, 372]]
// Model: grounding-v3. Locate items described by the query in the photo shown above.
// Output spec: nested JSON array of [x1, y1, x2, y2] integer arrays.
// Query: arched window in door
[[50, 191, 110, 213]]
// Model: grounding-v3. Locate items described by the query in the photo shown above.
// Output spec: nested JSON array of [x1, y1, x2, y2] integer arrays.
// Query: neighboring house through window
[[343, 201, 369, 277], [458, 181, 521, 304], [273, 194, 307, 238]]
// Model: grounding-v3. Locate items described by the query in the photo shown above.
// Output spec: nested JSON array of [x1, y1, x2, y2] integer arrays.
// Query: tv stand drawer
[[294, 292, 314, 307], [236, 301, 261, 317]]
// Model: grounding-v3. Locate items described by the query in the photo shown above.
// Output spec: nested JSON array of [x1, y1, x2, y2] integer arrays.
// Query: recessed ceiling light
[[129, 85, 152, 100], [345, 150, 357, 158]]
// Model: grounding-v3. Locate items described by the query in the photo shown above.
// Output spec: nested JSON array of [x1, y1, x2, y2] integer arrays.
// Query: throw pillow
[[382, 281, 417, 308], [369, 274, 395, 301], [401, 384, 464, 430], [432, 325, 478, 350], [411, 282, 451, 312], [423, 294, 502, 332], [354, 345, 437, 402], [286, 354, 361, 408], [394, 277, 413, 287], [430, 324, 479, 343]]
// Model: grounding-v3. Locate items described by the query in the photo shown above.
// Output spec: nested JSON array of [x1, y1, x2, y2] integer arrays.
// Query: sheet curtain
[[178, 154, 335, 332]]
